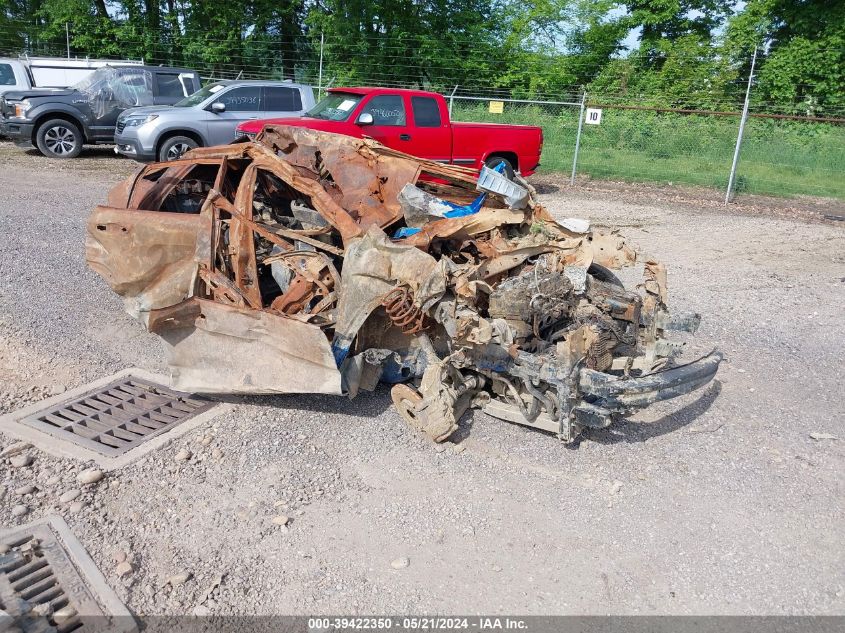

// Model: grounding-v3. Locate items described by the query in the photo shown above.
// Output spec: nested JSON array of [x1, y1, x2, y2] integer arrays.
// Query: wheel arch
[[155, 129, 204, 158], [30, 110, 87, 144], [484, 150, 519, 172]]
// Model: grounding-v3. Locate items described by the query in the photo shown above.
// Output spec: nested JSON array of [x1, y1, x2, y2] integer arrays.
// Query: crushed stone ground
[[0, 141, 843, 615]]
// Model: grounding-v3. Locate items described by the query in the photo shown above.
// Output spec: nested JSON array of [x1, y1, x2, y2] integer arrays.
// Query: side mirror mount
[[356, 112, 373, 126], [211, 102, 226, 113]]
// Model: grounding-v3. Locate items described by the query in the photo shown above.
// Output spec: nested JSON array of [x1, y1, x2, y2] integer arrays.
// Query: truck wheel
[[485, 156, 515, 180], [36, 119, 83, 158], [159, 136, 198, 162]]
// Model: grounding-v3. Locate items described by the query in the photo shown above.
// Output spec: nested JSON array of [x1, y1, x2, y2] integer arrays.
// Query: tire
[[158, 135, 199, 162], [484, 156, 516, 180], [35, 119, 83, 159], [588, 262, 624, 287]]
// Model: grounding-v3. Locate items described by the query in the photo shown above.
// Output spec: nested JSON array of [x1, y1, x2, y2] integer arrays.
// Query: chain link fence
[[736, 115, 845, 199], [449, 95, 845, 202], [575, 108, 734, 190], [449, 97, 582, 175], [2, 28, 843, 203]]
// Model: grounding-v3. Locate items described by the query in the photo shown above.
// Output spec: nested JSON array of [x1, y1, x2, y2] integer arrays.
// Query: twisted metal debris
[[86, 126, 721, 443]]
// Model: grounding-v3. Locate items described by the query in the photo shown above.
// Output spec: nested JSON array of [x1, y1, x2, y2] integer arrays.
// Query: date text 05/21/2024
[[308, 618, 528, 631]]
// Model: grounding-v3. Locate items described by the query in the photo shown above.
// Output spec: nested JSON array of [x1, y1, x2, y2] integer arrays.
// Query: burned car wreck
[[86, 126, 721, 443]]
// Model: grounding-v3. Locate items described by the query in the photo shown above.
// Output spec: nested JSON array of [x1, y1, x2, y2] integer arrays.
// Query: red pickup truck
[[236, 87, 543, 177]]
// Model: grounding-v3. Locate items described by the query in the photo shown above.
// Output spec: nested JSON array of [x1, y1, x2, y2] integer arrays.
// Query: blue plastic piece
[[380, 348, 426, 383], [393, 226, 421, 238], [393, 162, 506, 239], [442, 191, 487, 218], [490, 160, 507, 175], [331, 336, 352, 367]]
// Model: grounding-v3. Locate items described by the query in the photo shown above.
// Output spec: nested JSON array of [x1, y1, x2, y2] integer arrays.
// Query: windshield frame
[[174, 82, 227, 108], [305, 92, 363, 121]]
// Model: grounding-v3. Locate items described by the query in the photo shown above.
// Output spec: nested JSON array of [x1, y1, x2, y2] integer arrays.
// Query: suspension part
[[381, 286, 428, 334]]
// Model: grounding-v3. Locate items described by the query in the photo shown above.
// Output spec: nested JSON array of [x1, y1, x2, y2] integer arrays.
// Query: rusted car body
[[86, 126, 721, 443]]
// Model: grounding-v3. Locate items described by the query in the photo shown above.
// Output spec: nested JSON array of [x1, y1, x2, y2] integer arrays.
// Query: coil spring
[[382, 286, 427, 334]]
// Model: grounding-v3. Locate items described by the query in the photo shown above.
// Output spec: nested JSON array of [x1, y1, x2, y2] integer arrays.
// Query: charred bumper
[[579, 351, 723, 411], [484, 348, 723, 441]]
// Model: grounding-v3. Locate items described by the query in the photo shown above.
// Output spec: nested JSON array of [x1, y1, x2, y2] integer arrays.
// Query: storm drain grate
[[18, 376, 214, 457], [0, 518, 135, 632]]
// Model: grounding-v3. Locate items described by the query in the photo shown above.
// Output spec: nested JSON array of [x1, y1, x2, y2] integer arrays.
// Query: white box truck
[[0, 56, 144, 97]]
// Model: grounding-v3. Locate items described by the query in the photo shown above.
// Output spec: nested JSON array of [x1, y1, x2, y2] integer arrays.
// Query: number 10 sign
[[585, 108, 603, 125]]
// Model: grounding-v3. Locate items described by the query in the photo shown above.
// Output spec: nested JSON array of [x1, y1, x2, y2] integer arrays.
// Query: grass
[[451, 102, 845, 200]]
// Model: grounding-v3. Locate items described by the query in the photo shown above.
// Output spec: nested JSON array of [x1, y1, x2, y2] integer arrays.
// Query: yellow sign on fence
[[488, 100, 504, 114]]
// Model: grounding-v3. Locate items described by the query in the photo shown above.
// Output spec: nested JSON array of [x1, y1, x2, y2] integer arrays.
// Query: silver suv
[[114, 79, 315, 162]]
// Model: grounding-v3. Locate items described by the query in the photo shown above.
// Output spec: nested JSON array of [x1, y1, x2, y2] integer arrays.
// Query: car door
[[205, 85, 262, 146], [263, 85, 304, 118], [408, 95, 451, 162], [356, 94, 412, 150], [86, 162, 217, 315]]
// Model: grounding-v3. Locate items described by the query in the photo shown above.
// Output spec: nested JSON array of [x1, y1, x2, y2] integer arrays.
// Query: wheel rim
[[167, 142, 192, 160], [390, 384, 425, 431], [44, 125, 76, 155]]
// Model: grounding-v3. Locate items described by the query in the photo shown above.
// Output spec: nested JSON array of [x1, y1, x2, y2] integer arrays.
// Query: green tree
[[588, 34, 738, 108], [0, 0, 38, 53], [620, 0, 732, 53], [306, 0, 507, 91], [2, 0, 842, 116], [725, 0, 845, 114]]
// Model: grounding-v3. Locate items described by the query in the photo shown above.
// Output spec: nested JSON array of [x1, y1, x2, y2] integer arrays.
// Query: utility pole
[[65, 23, 70, 59], [570, 90, 586, 186], [317, 32, 324, 99], [725, 46, 758, 204]]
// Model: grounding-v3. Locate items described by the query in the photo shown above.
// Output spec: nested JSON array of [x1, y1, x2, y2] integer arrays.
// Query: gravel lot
[[1, 141, 843, 616]]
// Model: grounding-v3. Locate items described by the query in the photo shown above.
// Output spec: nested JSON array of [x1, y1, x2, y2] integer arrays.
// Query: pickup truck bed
[[449, 121, 542, 174]]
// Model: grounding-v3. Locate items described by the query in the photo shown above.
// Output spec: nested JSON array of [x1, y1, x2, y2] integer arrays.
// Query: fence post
[[448, 85, 459, 117], [317, 32, 324, 99], [725, 47, 758, 204], [570, 90, 586, 185], [65, 23, 70, 59]]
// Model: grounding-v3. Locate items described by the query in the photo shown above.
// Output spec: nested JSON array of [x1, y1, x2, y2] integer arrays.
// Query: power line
[[2, 27, 843, 117]]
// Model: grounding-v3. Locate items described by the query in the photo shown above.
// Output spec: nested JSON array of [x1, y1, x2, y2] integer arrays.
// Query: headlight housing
[[13, 101, 32, 118], [121, 114, 159, 128]]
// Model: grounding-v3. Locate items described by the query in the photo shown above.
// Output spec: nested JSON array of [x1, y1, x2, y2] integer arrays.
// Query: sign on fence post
[[585, 108, 602, 125]]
